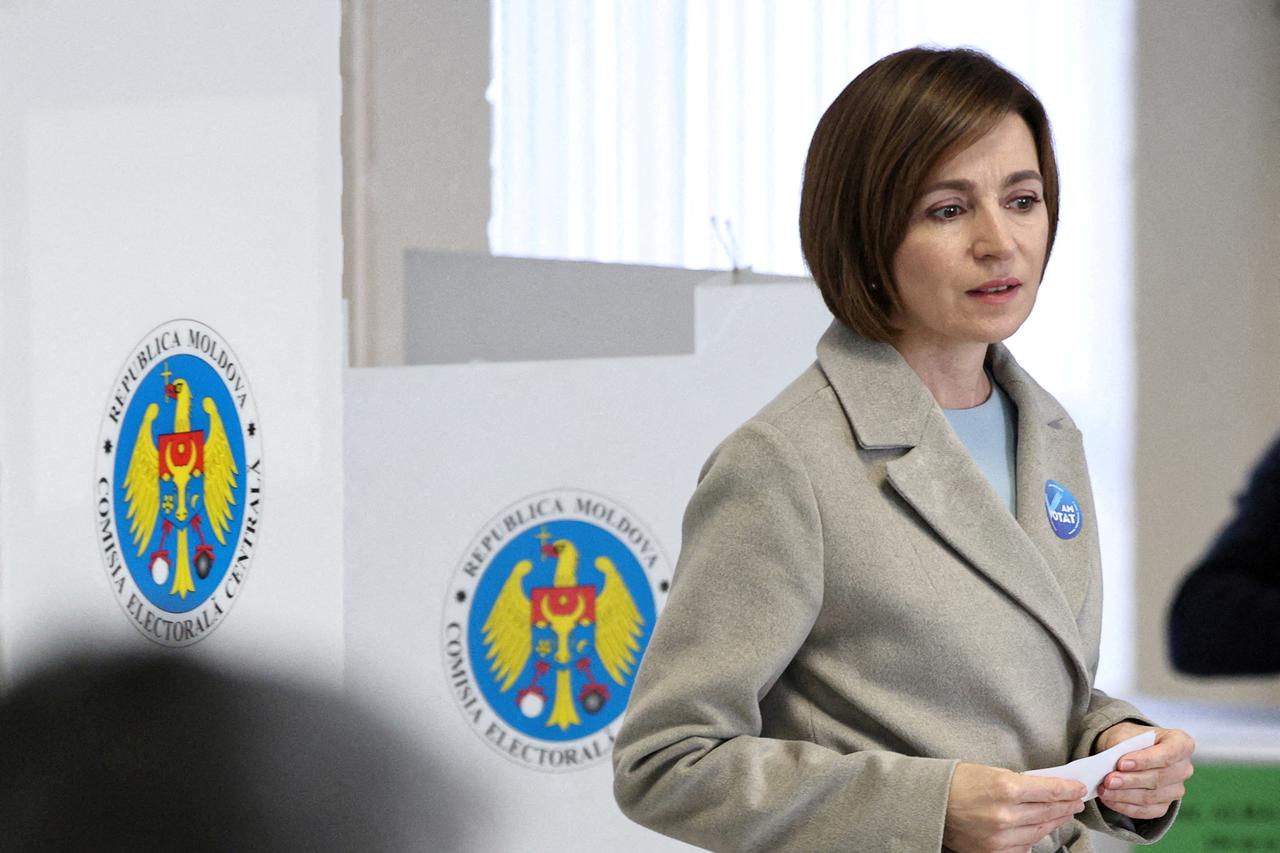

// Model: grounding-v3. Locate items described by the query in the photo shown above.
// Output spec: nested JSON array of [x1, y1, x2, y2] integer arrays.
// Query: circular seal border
[[94, 318, 263, 647], [441, 488, 671, 773]]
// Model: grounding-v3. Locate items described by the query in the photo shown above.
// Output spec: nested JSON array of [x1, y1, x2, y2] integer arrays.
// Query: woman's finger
[[1103, 760, 1193, 793], [1098, 781, 1184, 813], [1116, 729, 1194, 772], [1098, 796, 1177, 821], [1105, 783, 1185, 807], [1011, 798, 1084, 828]]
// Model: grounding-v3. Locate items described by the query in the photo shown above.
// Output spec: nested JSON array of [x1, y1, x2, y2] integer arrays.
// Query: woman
[[612, 48, 1193, 853]]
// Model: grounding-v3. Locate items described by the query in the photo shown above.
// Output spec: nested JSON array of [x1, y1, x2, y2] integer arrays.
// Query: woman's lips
[[967, 278, 1022, 304]]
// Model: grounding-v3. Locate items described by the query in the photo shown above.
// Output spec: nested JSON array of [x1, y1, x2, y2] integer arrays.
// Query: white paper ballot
[[1024, 731, 1158, 800]]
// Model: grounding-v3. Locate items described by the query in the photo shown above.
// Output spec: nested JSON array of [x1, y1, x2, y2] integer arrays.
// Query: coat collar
[[815, 320, 1091, 697], [814, 320, 1077, 447], [815, 321, 936, 450]]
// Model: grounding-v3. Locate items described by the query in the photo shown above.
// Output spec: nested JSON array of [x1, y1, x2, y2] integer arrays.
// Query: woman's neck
[[891, 337, 992, 409]]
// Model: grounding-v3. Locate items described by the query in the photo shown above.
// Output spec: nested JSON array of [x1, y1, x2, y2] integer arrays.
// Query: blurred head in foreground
[[0, 652, 450, 852]]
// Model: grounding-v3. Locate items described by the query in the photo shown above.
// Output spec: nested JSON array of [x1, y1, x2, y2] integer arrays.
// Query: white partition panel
[[0, 1, 344, 686], [345, 281, 831, 850]]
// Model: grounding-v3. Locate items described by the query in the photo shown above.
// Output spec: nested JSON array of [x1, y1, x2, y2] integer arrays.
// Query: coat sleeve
[[612, 420, 958, 853], [1071, 689, 1178, 844]]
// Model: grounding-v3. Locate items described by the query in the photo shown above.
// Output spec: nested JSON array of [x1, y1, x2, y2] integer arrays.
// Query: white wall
[[0, 1, 345, 685], [1132, 0, 1280, 705], [343, 0, 492, 367]]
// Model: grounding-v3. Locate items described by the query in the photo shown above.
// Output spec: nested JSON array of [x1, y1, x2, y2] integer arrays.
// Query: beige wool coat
[[613, 322, 1175, 852]]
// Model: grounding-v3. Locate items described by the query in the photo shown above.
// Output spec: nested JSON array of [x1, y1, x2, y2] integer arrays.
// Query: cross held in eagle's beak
[[535, 526, 554, 559]]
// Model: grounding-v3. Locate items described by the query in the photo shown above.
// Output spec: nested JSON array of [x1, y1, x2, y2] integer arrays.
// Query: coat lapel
[[816, 322, 1090, 693], [989, 345, 1097, 633]]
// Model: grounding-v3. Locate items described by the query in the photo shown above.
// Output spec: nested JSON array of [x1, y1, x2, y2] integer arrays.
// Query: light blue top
[[943, 375, 1018, 515]]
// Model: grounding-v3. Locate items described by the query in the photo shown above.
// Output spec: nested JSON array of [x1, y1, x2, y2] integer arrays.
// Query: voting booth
[[0, 2, 345, 686], [344, 261, 831, 850]]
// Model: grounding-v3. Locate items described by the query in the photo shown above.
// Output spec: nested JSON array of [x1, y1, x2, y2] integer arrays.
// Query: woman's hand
[[1095, 722, 1195, 820], [943, 762, 1085, 853]]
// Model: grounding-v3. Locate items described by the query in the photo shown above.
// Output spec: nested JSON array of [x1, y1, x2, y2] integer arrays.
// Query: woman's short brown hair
[[799, 47, 1059, 341]]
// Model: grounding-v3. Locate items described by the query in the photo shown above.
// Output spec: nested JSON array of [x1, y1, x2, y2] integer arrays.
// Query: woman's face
[[890, 113, 1048, 352]]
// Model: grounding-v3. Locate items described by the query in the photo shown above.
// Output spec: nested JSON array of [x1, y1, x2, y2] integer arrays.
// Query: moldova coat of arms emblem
[[443, 490, 668, 771], [96, 320, 261, 646]]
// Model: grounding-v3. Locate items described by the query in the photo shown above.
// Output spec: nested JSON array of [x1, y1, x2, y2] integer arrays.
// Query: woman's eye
[[929, 204, 964, 221], [1008, 195, 1042, 211]]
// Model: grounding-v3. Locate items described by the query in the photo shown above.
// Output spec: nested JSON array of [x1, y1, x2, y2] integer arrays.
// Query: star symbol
[[103, 439, 113, 455], [247, 422, 256, 437], [455, 590, 467, 603], [659, 580, 670, 593]]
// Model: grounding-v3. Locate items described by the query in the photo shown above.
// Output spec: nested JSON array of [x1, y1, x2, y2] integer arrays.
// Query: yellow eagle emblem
[[122, 368, 239, 599], [481, 535, 644, 730]]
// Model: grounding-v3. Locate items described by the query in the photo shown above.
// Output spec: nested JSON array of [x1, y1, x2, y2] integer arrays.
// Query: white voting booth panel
[[0, 2, 344, 686], [345, 281, 831, 851]]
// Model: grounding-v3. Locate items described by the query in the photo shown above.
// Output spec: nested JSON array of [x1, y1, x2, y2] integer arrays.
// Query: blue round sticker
[[1044, 480, 1083, 539]]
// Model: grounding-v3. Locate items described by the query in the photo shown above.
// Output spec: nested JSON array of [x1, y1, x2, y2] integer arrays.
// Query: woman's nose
[[971, 205, 1016, 260]]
